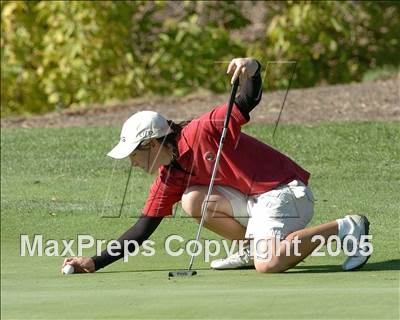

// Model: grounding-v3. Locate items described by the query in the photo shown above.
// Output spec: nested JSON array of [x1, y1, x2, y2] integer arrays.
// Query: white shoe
[[210, 247, 254, 270], [342, 215, 371, 271]]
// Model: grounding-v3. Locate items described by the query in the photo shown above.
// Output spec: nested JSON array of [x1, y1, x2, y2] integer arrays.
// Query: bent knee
[[181, 185, 232, 220], [181, 186, 207, 218]]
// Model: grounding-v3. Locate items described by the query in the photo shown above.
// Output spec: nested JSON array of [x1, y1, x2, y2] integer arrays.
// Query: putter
[[168, 78, 240, 278]]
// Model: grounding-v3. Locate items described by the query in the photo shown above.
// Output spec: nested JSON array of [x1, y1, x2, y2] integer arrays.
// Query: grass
[[1, 122, 399, 319]]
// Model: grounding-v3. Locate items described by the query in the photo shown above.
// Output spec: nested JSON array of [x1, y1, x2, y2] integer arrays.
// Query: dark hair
[[156, 120, 190, 160]]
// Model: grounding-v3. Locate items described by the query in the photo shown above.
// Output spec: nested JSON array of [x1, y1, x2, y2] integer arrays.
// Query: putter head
[[168, 270, 197, 278]]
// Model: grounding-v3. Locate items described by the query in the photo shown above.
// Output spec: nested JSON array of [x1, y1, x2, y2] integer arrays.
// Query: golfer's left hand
[[227, 57, 259, 85]]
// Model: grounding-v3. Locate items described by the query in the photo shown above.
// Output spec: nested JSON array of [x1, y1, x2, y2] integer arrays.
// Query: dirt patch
[[2, 78, 399, 129]]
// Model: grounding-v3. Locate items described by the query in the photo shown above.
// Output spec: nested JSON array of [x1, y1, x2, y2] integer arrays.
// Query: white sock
[[336, 217, 352, 240]]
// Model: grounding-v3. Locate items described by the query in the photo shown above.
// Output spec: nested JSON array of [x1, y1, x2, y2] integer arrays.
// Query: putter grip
[[223, 78, 240, 129]]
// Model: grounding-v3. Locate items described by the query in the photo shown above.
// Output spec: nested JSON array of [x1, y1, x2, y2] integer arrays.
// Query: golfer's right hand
[[227, 57, 259, 85], [61, 256, 95, 274]]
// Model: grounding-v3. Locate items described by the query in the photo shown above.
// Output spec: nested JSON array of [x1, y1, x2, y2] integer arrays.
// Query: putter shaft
[[188, 79, 240, 271]]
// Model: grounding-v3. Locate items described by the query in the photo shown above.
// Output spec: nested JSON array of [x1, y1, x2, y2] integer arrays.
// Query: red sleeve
[[208, 103, 249, 148], [142, 168, 183, 217]]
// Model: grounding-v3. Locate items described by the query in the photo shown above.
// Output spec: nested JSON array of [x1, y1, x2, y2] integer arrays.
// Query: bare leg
[[181, 186, 246, 240], [254, 221, 338, 273], [200, 210, 246, 240]]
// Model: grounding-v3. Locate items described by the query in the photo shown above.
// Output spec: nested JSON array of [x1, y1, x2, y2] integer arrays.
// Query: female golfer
[[62, 57, 371, 273]]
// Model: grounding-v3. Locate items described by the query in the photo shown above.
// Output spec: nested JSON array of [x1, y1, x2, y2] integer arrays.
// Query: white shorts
[[215, 180, 314, 239]]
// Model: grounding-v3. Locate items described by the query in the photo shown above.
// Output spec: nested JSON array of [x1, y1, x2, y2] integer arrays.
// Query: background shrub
[[1, 1, 399, 116]]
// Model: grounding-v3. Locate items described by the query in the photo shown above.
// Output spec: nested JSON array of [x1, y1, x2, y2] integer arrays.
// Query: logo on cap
[[139, 130, 154, 139]]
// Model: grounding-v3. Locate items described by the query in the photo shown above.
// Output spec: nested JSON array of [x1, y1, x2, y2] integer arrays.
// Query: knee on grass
[[254, 259, 287, 273]]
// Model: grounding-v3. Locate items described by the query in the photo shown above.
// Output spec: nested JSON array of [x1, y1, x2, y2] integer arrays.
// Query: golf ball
[[62, 264, 75, 275]]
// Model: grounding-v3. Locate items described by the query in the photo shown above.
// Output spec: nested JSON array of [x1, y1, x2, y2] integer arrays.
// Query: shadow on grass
[[99, 267, 211, 274], [98, 260, 399, 275], [290, 259, 400, 274]]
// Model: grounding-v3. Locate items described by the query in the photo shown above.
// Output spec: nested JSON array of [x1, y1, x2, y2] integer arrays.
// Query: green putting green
[[1, 123, 399, 319]]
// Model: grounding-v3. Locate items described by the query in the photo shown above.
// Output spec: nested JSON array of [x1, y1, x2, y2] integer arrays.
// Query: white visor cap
[[107, 111, 172, 159]]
